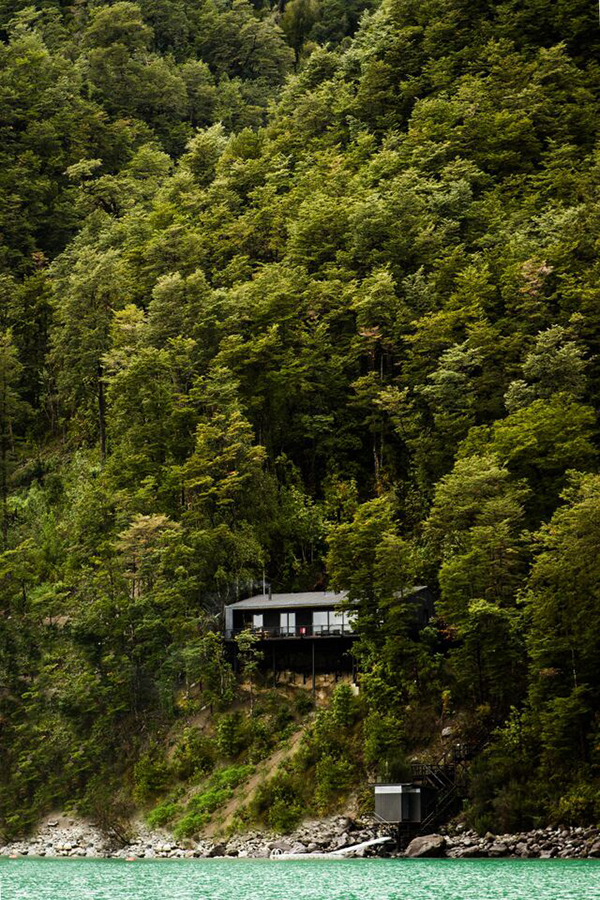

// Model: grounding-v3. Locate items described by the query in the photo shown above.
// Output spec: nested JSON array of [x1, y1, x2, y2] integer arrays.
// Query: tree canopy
[[2, 0, 600, 838]]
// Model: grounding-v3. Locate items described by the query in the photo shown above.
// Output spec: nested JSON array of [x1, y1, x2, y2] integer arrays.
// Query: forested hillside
[[2, 0, 600, 840]]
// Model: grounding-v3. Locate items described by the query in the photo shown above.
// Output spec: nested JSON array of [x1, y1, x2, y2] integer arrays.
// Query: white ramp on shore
[[271, 836, 395, 860]]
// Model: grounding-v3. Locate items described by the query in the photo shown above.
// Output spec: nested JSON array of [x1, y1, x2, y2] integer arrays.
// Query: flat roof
[[225, 591, 348, 611], [225, 587, 428, 612]]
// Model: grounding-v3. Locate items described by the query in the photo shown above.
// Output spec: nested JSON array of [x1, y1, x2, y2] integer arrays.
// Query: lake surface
[[1, 857, 600, 900]]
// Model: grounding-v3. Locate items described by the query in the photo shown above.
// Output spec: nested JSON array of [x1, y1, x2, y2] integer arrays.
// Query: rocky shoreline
[[0, 815, 381, 860], [2, 816, 600, 861], [438, 824, 600, 860]]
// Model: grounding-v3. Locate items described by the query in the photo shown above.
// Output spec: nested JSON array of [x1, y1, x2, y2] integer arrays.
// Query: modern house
[[224, 591, 355, 640], [223, 587, 434, 689]]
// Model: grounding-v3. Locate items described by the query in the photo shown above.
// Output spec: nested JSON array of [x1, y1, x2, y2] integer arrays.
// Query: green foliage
[[147, 801, 179, 829], [216, 712, 247, 759], [294, 693, 314, 716], [329, 684, 358, 728], [180, 633, 235, 711], [173, 764, 254, 838], [172, 728, 216, 780], [4, 0, 600, 839], [173, 809, 211, 838], [267, 798, 305, 834], [250, 767, 305, 833], [363, 712, 409, 781], [551, 783, 600, 827], [133, 752, 172, 805], [314, 755, 356, 813]]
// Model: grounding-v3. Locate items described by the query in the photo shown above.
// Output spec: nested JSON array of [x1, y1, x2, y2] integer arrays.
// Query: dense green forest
[[2, 0, 600, 840]]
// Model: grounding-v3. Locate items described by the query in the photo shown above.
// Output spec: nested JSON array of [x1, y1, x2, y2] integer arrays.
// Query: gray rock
[[268, 841, 292, 852], [291, 842, 307, 854], [489, 842, 508, 857], [589, 840, 600, 858], [405, 835, 446, 858]]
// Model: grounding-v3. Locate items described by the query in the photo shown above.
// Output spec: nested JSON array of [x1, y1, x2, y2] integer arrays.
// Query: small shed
[[374, 783, 435, 825]]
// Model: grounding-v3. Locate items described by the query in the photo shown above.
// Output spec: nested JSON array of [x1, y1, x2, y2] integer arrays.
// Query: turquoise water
[[1, 857, 600, 900]]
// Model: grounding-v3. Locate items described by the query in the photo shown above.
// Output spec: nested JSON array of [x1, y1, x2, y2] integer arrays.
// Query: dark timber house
[[223, 587, 434, 690]]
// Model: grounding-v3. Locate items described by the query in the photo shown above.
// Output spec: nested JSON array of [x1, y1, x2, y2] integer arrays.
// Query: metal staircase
[[377, 735, 490, 850]]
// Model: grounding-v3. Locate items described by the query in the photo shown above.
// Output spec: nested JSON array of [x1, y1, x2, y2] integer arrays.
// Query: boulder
[[268, 841, 293, 852], [588, 840, 600, 858], [336, 818, 353, 834], [405, 835, 446, 858]]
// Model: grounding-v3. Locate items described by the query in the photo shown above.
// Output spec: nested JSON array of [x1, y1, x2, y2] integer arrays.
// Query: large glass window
[[312, 610, 328, 633], [330, 610, 344, 633], [280, 612, 296, 635], [252, 613, 263, 630]]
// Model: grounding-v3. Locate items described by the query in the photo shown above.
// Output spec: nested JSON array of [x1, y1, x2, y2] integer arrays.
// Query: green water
[[1, 857, 600, 900]]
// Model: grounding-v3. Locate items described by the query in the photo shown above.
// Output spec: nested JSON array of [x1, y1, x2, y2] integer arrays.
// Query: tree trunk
[[98, 360, 106, 461], [0, 382, 7, 549]]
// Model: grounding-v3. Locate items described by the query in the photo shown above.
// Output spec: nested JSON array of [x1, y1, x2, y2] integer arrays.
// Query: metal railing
[[225, 624, 355, 640]]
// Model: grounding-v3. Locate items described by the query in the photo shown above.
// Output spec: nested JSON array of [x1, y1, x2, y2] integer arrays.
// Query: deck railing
[[225, 623, 355, 640]]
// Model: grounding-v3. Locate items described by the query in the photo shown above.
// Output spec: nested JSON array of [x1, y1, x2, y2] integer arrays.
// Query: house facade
[[224, 591, 355, 640], [223, 587, 434, 688], [224, 586, 433, 640]]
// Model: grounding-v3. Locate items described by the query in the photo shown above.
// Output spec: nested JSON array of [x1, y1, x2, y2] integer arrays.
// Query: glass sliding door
[[312, 610, 328, 635], [280, 612, 296, 635], [329, 610, 344, 634]]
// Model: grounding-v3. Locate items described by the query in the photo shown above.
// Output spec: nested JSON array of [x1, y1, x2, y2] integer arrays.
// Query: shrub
[[247, 718, 273, 763], [268, 798, 303, 833], [250, 766, 306, 832], [330, 684, 357, 727], [147, 802, 179, 829], [272, 705, 295, 732], [466, 757, 540, 834], [174, 810, 211, 839], [294, 692, 314, 716], [551, 781, 600, 826], [216, 712, 246, 757], [172, 728, 216, 780], [363, 712, 409, 781], [171, 765, 254, 838], [211, 764, 254, 790], [314, 755, 356, 814], [188, 786, 232, 815], [78, 777, 136, 846], [133, 752, 172, 805]]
